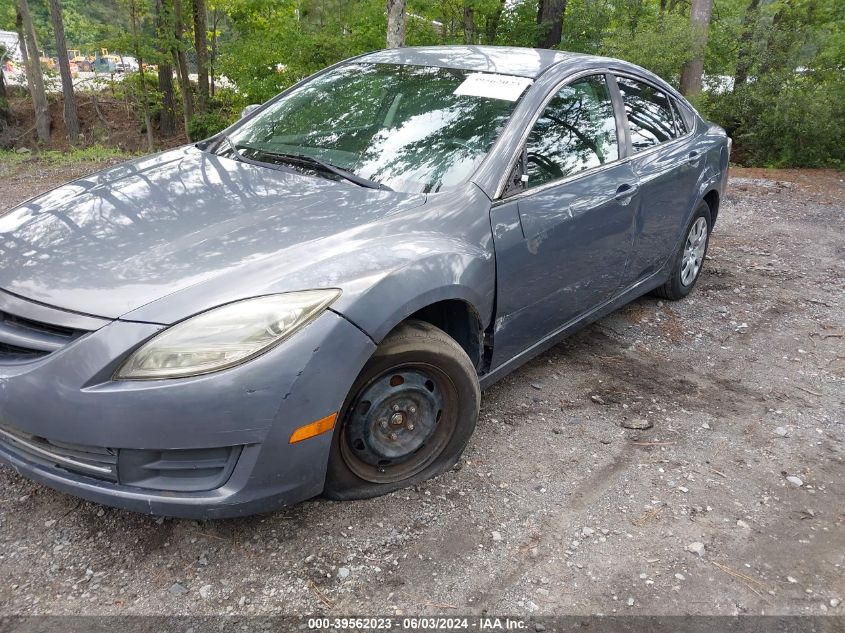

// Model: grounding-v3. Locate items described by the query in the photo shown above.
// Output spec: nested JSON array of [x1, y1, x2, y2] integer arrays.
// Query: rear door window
[[615, 76, 678, 151]]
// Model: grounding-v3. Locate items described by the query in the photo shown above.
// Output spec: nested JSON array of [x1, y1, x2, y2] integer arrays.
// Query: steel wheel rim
[[340, 363, 458, 484], [680, 216, 708, 287]]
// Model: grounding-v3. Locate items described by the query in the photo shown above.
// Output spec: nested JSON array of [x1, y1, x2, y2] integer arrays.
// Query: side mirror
[[240, 104, 260, 119]]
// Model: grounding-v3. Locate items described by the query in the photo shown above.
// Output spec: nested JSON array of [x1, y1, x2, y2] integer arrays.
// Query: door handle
[[614, 183, 639, 204], [688, 150, 702, 166]]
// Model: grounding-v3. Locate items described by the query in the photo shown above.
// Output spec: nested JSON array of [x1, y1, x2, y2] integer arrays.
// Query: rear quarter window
[[672, 98, 696, 135]]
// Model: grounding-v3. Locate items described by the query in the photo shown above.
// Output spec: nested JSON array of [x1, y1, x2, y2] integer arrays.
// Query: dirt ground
[[2, 91, 189, 154], [0, 163, 842, 618]]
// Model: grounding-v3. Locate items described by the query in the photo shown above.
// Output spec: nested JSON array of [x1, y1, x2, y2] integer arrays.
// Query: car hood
[[0, 147, 426, 321]]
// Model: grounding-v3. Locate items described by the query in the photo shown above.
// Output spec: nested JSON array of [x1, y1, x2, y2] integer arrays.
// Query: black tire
[[323, 320, 480, 500], [652, 200, 712, 300]]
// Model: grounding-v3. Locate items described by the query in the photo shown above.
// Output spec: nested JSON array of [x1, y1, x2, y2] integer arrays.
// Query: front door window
[[523, 74, 619, 189]]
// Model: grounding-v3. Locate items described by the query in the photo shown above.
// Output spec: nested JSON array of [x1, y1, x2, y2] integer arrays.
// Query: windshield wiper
[[251, 149, 390, 191], [219, 134, 244, 163], [216, 139, 390, 190]]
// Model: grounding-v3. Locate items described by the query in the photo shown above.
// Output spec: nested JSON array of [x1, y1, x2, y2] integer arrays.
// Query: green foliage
[[696, 0, 845, 167], [0, 144, 130, 166], [495, 0, 543, 47], [2, 0, 130, 55], [110, 70, 163, 117], [603, 12, 693, 85], [215, 0, 388, 103], [698, 72, 845, 168], [187, 112, 230, 140], [186, 87, 247, 141]]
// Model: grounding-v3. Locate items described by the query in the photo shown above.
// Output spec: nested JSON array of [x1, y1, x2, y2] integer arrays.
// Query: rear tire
[[653, 201, 712, 300], [323, 320, 480, 500]]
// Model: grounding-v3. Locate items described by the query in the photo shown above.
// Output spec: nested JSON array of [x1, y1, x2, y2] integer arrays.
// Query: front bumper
[[0, 303, 375, 519]]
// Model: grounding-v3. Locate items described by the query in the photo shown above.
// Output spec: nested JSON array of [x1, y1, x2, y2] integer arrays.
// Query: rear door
[[614, 75, 701, 282], [490, 73, 640, 367]]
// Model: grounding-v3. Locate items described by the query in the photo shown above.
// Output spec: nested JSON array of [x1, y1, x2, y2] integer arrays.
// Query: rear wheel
[[323, 320, 480, 500], [653, 201, 712, 300]]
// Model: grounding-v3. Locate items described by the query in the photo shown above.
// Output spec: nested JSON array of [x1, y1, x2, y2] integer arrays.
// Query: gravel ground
[[0, 163, 842, 617]]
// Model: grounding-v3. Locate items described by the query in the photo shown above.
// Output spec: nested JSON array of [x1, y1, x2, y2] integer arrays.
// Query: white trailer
[[0, 30, 23, 63]]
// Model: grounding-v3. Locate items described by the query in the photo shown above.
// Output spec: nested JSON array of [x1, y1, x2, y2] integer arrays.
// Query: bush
[[109, 71, 163, 123], [185, 88, 247, 141], [697, 71, 845, 168], [187, 112, 232, 141]]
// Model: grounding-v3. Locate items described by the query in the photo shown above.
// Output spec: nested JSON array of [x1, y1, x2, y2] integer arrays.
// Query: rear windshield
[[221, 63, 526, 193]]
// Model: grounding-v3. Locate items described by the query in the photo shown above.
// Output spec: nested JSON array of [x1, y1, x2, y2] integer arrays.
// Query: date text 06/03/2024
[[306, 617, 528, 630]]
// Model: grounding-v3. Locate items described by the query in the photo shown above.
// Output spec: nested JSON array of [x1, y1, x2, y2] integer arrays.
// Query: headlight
[[115, 290, 340, 380]]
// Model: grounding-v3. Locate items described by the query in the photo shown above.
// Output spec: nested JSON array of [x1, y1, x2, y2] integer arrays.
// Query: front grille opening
[[0, 309, 89, 363], [0, 341, 49, 360], [1, 311, 79, 340]]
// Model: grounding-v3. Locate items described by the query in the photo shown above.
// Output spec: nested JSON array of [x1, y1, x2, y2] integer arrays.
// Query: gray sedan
[[0, 46, 729, 518]]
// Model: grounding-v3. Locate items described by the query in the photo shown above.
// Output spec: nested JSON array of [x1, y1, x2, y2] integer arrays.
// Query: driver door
[[490, 73, 640, 367]]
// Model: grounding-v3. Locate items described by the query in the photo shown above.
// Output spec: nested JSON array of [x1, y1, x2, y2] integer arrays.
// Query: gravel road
[[0, 162, 842, 617]]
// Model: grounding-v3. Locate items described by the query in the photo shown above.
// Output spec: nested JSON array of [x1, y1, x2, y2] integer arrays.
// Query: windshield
[[218, 63, 527, 193]]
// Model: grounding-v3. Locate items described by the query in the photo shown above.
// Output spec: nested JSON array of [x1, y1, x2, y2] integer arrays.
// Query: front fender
[[328, 185, 496, 343], [332, 246, 494, 343]]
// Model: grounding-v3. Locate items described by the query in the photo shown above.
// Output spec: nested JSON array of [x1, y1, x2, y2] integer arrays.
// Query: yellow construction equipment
[[67, 49, 92, 72]]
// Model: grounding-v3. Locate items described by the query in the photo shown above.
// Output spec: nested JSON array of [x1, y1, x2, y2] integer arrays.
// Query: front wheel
[[653, 201, 712, 300], [323, 320, 480, 500]]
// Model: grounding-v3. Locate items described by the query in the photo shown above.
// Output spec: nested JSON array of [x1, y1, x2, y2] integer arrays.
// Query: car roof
[[357, 46, 591, 79]]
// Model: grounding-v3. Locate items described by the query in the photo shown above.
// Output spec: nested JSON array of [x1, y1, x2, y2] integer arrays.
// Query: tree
[[16, 0, 50, 143], [484, 0, 507, 43], [537, 0, 566, 48], [126, 0, 154, 150], [734, 0, 761, 87], [155, 0, 177, 136], [209, 5, 220, 97], [464, 2, 475, 43], [0, 45, 12, 132], [386, 0, 405, 48], [192, 0, 209, 112], [48, 0, 80, 142], [679, 0, 714, 95], [173, 0, 193, 130]]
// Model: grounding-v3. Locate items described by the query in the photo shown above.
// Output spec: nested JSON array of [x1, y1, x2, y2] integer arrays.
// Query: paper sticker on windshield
[[454, 73, 533, 102]]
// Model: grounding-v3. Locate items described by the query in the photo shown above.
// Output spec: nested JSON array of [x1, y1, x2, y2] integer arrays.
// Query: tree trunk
[[463, 3, 475, 44], [155, 0, 177, 137], [157, 66, 177, 139], [734, 0, 760, 87], [386, 0, 406, 48], [48, 0, 80, 142], [485, 0, 506, 43], [129, 0, 154, 151], [192, 0, 209, 112], [17, 0, 51, 143], [173, 0, 193, 130], [0, 65, 11, 130], [536, 0, 567, 49], [210, 7, 218, 98], [679, 0, 714, 96]]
